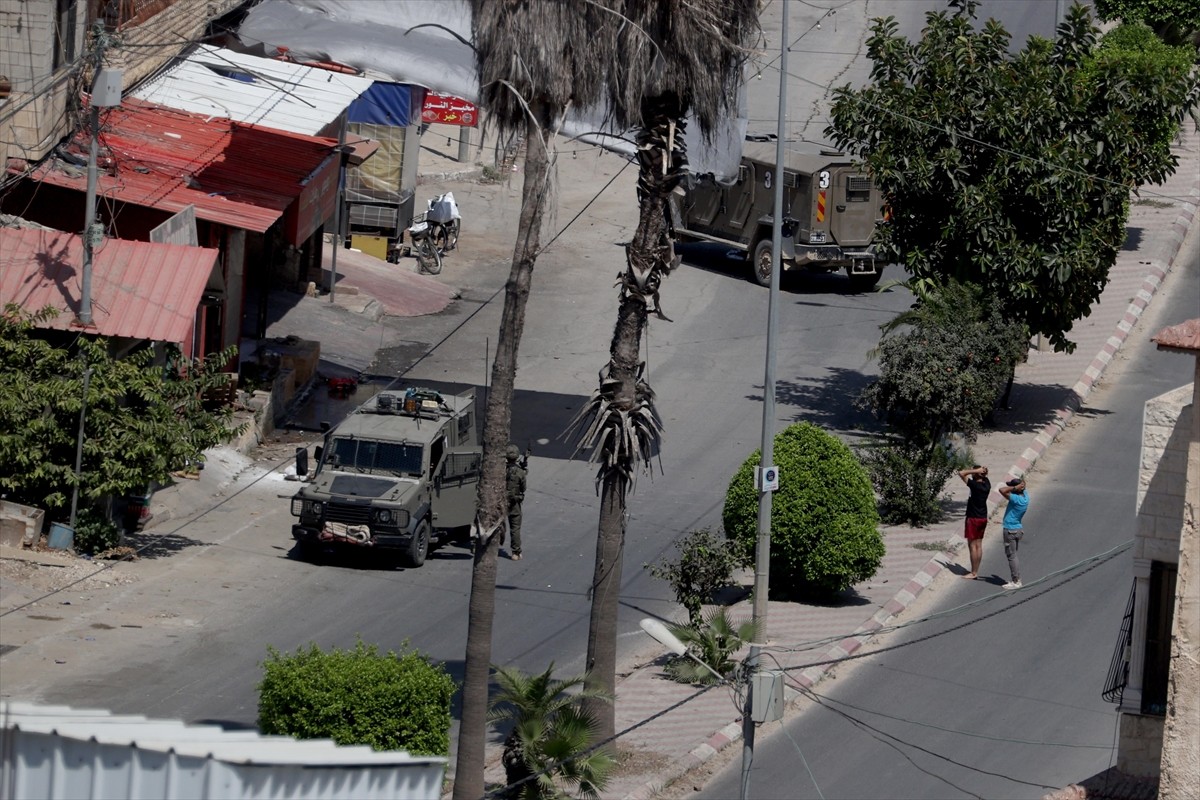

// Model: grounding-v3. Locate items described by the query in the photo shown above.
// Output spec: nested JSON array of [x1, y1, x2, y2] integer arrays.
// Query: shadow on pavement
[[122, 529, 207, 559]]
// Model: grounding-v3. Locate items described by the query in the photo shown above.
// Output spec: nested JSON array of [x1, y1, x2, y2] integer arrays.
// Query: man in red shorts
[[958, 465, 990, 579]]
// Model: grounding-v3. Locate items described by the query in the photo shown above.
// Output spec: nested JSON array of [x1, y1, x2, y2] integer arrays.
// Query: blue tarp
[[347, 83, 423, 127]]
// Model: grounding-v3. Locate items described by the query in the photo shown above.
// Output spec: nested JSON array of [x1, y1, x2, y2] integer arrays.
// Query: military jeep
[[289, 387, 481, 567], [671, 139, 886, 291]]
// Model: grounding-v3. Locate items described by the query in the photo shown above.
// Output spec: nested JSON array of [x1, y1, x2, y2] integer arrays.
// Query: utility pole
[[80, 25, 122, 327], [68, 368, 93, 527], [741, 2, 788, 798]]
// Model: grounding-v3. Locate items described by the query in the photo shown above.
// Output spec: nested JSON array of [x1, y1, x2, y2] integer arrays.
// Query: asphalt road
[[0, 0, 1097, 747], [698, 224, 1200, 798]]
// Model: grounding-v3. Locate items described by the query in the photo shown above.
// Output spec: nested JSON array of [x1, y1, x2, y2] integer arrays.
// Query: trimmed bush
[[257, 639, 455, 755], [723, 422, 883, 599], [72, 508, 122, 555], [859, 439, 968, 526]]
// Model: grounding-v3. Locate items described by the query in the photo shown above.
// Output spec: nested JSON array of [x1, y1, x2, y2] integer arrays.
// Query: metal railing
[[1102, 581, 1135, 704]]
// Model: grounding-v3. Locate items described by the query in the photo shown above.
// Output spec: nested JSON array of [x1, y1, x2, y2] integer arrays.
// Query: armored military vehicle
[[289, 387, 481, 567], [671, 139, 886, 291]]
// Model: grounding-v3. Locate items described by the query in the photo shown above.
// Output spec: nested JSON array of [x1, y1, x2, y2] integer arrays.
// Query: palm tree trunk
[[584, 98, 685, 744], [454, 107, 554, 800]]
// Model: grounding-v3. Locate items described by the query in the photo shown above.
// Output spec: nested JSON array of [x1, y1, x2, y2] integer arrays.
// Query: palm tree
[[488, 664, 614, 800], [454, 4, 624, 798], [565, 0, 759, 743]]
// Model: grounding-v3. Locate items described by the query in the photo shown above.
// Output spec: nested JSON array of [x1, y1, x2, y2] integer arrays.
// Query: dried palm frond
[[564, 362, 663, 486]]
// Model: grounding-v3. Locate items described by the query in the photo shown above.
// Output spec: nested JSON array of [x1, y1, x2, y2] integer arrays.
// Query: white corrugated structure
[[0, 701, 446, 800], [132, 45, 374, 137]]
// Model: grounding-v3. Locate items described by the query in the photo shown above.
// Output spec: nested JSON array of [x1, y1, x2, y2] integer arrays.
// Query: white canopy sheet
[[237, 0, 745, 181]]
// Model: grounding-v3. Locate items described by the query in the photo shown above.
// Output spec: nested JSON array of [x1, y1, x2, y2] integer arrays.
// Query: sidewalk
[[82, 121, 1196, 797], [595, 123, 1200, 800]]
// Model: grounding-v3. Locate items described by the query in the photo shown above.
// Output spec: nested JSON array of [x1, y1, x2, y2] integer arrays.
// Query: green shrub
[[859, 439, 968, 526], [72, 508, 122, 555], [663, 608, 758, 686], [646, 527, 748, 628], [257, 639, 455, 755], [723, 422, 883, 600]]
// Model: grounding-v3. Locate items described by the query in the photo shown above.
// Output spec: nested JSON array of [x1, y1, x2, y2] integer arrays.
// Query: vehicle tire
[[416, 239, 442, 275], [295, 540, 321, 563], [751, 239, 774, 287], [846, 267, 882, 293], [444, 220, 460, 251], [407, 519, 431, 567]]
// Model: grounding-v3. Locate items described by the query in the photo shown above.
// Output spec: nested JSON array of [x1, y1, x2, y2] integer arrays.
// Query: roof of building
[[0, 225, 217, 346], [1152, 319, 1200, 355], [132, 45, 374, 137], [23, 98, 338, 235]]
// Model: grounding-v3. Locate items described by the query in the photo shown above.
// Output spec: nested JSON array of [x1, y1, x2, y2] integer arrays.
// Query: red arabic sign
[[421, 92, 478, 127]]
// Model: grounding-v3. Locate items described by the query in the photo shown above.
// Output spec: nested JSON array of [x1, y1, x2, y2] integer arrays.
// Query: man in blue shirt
[[999, 478, 1029, 589]]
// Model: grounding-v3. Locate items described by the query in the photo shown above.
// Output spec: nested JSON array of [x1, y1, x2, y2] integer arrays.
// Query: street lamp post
[[741, 3, 790, 798]]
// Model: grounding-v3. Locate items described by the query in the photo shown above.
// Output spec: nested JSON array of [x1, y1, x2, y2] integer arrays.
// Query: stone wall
[[1119, 712, 1165, 777]]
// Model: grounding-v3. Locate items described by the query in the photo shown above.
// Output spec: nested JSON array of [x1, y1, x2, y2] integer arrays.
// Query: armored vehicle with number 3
[[671, 139, 886, 291], [290, 387, 481, 567]]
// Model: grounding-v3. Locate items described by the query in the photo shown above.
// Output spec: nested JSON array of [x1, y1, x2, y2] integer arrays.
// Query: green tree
[[488, 664, 614, 800], [0, 305, 240, 511], [1094, 0, 1200, 47], [857, 281, 1025, 525], [257, 640, 455, 756], [827, 1, 1200, 353], [723, 423, 883, 599], [646, 527, 748, 628]]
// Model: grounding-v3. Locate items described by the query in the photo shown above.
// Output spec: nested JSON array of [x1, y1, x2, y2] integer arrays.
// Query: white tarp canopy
[[132, 44, 374, 137], [237, 0, 745, 180]]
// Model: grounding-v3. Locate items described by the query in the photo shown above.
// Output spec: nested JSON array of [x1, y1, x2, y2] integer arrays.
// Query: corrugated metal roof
[[1, 701, 446, 800], [132, 45, 374, 136], [0, 226, 217, 346], [1153, 318, 1200, 354], [23, 98, 338, 234]]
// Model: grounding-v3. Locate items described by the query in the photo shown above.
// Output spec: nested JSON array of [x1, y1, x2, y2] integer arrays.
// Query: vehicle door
[[724, 161, 756, 234], [828, 165, 877, 248], [431, 445, 482, 529]]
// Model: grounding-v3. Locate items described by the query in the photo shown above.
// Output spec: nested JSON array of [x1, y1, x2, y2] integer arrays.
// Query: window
[[1142, 560, 1177, 715], [330, 438, 423, 476], [846, 175, 871, 203], [53, 0, 78, 71]]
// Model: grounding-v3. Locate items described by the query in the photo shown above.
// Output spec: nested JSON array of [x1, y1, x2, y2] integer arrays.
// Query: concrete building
[[1, 0, 246, 177], [1109, 318, 1200, 796]]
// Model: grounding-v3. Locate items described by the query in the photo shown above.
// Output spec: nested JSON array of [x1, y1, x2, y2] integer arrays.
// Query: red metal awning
[[0, 226, 218, 351], [20, 99, 338, 243]]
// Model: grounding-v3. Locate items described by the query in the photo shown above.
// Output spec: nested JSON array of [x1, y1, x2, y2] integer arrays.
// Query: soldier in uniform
[[505, 444, 527, 560]]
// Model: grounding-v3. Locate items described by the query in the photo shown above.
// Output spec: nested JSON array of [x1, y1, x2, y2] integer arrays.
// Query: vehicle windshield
[[327, 437, 423, 476]]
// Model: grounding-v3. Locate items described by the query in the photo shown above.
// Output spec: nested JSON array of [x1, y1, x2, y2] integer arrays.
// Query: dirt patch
[[617, 746, 674, 777], [0, 551, 137, 605]]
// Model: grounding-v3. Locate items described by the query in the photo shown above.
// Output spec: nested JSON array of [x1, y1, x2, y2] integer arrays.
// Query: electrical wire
[[777, 717, 826, 800]]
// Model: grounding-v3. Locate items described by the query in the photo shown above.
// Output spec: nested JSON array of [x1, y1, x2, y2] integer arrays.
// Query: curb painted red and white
[[619, 183, 1200, 800]]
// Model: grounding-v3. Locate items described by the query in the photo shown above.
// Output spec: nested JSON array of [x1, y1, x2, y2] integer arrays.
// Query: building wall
[[0, 0, 87, 169], [1159, 363, 1199, 800], [1119, 381, 1195, 779], [1, 0, 244, 173]]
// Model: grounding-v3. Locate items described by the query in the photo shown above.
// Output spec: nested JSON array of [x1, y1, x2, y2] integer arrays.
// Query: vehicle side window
[[444, 451, 482, 480], [846, 175, 871, 203], [457, 412, 472, 443], [429, 436, 445, 475]]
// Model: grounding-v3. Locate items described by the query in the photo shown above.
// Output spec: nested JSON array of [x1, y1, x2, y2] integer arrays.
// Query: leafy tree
[[857, 281, 1025, 525], [862, 281, 1028, 450], [1094, 0, 1200, 47], [565, 0, 758, 745], [257, 639, 455, 756], [488, 664, 613, 800], [646, 527, 748, 628], [827, 1, 1200, 353], [723, 423, 883, 599], [0, 305, 240, 512]]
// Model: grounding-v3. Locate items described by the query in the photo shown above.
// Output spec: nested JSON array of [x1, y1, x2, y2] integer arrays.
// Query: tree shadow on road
[[121, 529, 207, 560]]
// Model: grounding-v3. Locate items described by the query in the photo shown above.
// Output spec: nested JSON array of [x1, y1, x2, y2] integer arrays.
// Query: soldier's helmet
[[506, 444, 521, 461]]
